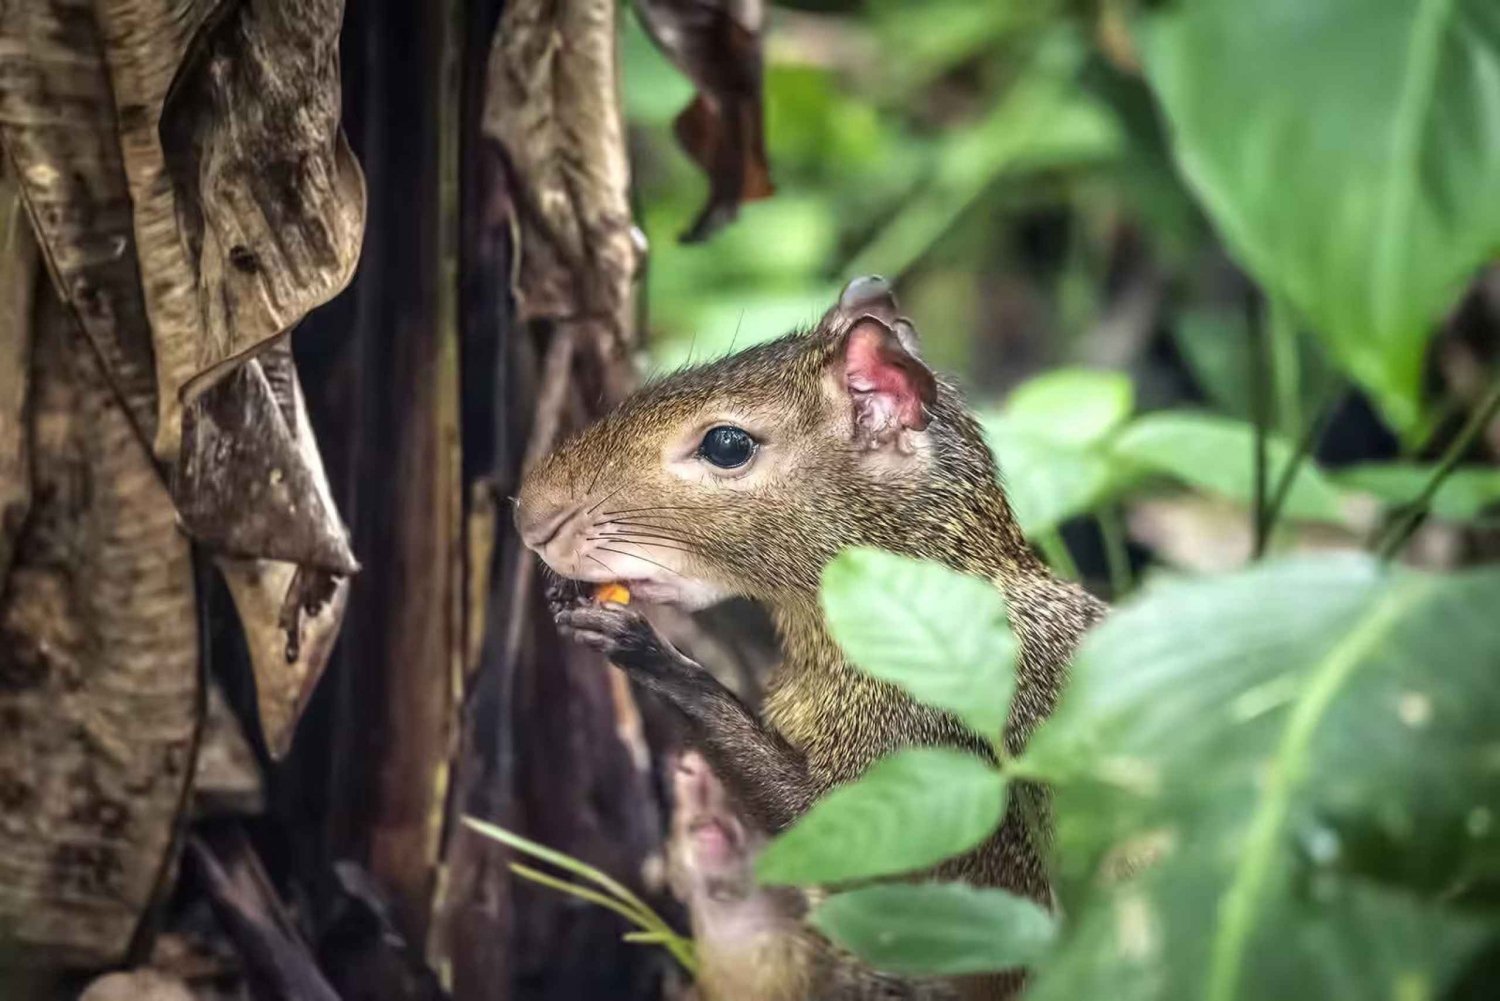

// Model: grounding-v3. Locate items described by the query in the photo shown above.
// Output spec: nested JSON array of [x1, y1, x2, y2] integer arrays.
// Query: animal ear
[[837, 317, 938, 442], [831, 274, 922, 355]]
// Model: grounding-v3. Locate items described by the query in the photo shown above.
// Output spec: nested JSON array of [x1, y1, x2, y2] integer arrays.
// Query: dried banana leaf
[[0, 0, 362, 755], [158, 0, 365, 407], [0, 166, 36, 586], [0, 292, 199, 969], [482, 0, 641, 344], [0, 0, 163, 440], [631, 0, 773, 243], [218, 555, 348, 759]]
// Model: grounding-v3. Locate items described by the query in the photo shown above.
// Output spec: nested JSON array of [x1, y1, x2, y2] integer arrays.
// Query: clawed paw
[[548, 587, 664, 670]]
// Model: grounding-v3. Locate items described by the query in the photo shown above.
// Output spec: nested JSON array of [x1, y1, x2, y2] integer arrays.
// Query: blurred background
[[626, 0, 1500, 592]]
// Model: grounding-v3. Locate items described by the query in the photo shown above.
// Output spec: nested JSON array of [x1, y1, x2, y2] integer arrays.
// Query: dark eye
[[698, 425, 756, 469]]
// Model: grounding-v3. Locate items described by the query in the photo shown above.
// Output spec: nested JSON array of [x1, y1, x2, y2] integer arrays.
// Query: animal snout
[[516, 500, 579, 552]]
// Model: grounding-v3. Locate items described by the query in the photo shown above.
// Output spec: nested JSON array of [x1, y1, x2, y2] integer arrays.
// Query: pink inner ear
[[844, 321, 935, 434]]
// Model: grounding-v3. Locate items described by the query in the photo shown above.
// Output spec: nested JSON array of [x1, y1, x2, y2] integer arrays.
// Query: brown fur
[[519, 283, 1107, 999], [668, 751, 955, 1001]]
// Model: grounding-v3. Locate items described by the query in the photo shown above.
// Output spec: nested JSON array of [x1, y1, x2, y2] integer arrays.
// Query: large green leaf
[[811, 883, 1057, 976], [1004, 368, 1135, 448], [820, 548, 1017, 738], [1022, 555, 1500, 1001], [979, 369, 1137, 536], [1112, 412, 1344, 522], [756, 748, 1006, 886], [1141, 0, 1500, 435], [985, 417, 1118, 536], [1336, 461, 1500, 521]]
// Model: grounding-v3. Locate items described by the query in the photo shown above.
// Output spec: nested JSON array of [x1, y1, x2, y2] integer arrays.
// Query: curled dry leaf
[[158, 0, 366, 406], [175, 343, 356, 574], [631, 0, 774, 243], [0, 294, 199, 968], [218, 556, 349, 760], [0, 166, 36, 586], [189, 344, 352, 759], [482, 0, 642, 383], [0, 0, 362, 759]]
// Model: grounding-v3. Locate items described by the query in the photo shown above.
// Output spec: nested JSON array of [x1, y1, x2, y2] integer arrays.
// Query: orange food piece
[[594, 582, 631, 605]]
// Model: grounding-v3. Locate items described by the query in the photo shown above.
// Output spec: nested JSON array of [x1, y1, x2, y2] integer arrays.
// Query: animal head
[[515, 276, 1013, 610]]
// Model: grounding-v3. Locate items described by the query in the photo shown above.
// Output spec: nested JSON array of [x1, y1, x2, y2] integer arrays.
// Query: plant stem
[[1260, 380, 1346, 549], [1375, 367, 1500, 563], [1098, 506, 1134, 598], [1267, 299, 1301, 438], [1038, 530, 1080, 580], [1249, 309, 1272, 560]]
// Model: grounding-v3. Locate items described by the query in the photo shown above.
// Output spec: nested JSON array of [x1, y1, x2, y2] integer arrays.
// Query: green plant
[[757, 549, 1500, 1000], [1140, 0, 1500, 439], [463, 817, 698, 975]]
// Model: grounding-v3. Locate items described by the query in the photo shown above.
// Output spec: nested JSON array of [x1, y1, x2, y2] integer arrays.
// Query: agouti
[[517, 276, 1107, 999], [667, 749, 953, 1000]]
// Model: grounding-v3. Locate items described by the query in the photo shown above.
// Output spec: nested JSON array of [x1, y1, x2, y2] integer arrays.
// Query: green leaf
[[1005, 368, 1135, 447], [820, 548, 1017, 737], [1336, 461, 1500, 521], [1141, 0, 1500, 435], [1022, 555, 1500, 1001], [984, 415, 1118, 535], [811, 883, 1057, 975], [1112, 412, 1344, 522], [756, 749, 1007, 886]]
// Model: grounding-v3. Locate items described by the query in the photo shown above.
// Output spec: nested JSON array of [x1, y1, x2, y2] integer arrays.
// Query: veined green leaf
[[756, 748, 1006, 886], [812, 883, 1056, 975], [1141, 0, 1500, 435], [1112, 412, 1344, 522], [821, 548, 1017, 737], [985, 416, 1118, 536], [1023, 554, 1500, 1001], [1005, 368, 1135, 447], [1336, 461, 1500, 521]]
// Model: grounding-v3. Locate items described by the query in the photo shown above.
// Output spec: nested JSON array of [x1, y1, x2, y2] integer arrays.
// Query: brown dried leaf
[[0, 0, 164, 440], [159, 0, 365, 404], [0, 166, 36, 586], [92, 0, 221, 459], [175, 344, 355, 574], [0, 0, 362, 834], [631, 0, 773, 243], [218, 557, 348, 760], [0, 293, 199, 968], [482, 0, 641, 342]]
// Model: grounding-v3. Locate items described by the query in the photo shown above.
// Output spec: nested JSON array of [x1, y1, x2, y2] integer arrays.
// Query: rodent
[[667, 749, 953, 1001], [517, 276, 1108, 999]]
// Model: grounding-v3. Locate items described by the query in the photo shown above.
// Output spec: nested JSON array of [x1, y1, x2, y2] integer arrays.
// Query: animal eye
[[698, 425, 756, 469]]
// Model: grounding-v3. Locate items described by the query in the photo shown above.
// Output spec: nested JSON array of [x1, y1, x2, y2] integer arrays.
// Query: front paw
[[553, 601, 670, 674]]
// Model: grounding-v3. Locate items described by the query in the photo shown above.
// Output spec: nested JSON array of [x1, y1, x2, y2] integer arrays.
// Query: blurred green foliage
[[625, 0, 1500, 580]]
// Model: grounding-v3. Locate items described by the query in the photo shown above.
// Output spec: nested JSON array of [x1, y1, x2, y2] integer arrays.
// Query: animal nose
[[516, 501, 578, 551]]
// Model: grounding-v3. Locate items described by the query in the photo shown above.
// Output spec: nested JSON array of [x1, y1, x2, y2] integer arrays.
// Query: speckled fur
[[523, 303, 1107, 1000]]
